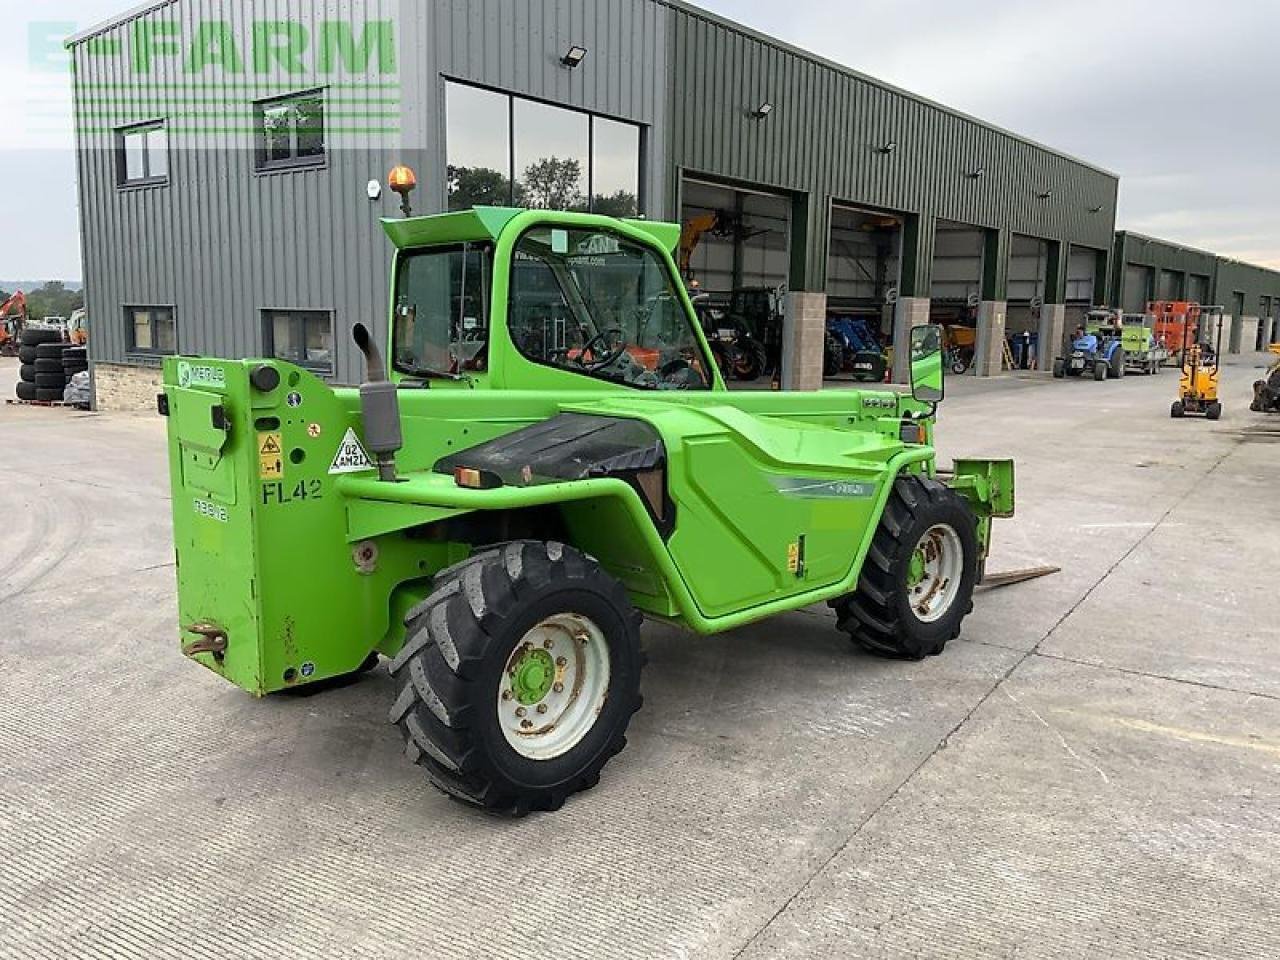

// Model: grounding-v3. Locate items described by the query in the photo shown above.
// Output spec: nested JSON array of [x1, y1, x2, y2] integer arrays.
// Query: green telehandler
[[160, 191, 1017, 815]]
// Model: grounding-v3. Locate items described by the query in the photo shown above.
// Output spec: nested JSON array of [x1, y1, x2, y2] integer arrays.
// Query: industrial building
[[67, 0, 1273, 408], [1110, 232, 1280, 351]]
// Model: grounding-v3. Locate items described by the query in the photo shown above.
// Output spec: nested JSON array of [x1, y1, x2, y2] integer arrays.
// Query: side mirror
[[909, 324, 945, 404]]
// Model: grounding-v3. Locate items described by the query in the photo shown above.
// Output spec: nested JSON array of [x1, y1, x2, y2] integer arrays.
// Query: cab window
[[508, 227, 711, 390]]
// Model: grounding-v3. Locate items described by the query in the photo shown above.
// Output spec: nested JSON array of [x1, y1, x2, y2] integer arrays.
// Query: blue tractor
[[1052, 325, 1126, 381]]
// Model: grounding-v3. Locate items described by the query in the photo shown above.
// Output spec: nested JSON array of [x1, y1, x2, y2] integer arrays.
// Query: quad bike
[[160, 186, 1020, 816]]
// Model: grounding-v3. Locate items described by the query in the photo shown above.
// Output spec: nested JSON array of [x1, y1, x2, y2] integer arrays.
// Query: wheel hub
[[511, 648, 555, 705], [908, 524, 964, 623], [498, 613, 612, 761]]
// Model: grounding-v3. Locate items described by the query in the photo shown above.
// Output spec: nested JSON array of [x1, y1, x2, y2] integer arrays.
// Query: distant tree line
[[0, 281, 85, 321], [448, 157, 638, 218]]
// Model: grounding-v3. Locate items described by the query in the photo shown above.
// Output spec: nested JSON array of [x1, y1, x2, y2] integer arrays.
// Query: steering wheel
[[576, 328, 628, 370]]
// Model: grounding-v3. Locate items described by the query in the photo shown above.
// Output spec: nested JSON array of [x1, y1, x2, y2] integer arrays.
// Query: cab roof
[[381, 207, 682, 255]]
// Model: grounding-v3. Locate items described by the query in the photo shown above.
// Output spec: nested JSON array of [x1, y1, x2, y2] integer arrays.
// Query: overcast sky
[[3, 0, 1277, 282]]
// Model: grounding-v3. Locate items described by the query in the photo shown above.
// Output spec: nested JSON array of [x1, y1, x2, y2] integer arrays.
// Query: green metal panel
[[1110, 232, 1217, 307], [1044, 239, 1068, 305], [982, 228, 1010, 301], [1213, 258, 1280, 317], [666, 3, 1119, 271]]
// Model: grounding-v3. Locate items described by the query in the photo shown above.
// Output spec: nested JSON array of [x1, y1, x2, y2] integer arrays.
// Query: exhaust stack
[[352, 323, 403, 483]]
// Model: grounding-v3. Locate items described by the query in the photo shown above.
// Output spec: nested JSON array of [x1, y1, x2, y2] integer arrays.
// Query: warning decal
[[258, 432, 283, 480], [329, 428, 375, 475]]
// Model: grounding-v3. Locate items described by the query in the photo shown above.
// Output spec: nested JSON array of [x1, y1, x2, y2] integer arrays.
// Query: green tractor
[[160, 198, 1016, 815]]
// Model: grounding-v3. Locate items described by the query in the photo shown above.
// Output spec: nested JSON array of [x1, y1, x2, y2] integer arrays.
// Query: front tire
[[829, 476, 979, 660], [1093, 360, 1108, 381], [1171, 400, 1185, 418], [1052, 358, 1066, 379], [1206, 401, 1222, 421], [389, 541, 644, 815]]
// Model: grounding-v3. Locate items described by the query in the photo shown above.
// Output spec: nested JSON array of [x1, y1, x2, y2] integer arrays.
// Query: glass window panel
[[262, 103, 292, 163], [393, 244, 493, 376], [446, 83, 512, 211], [146, 126, 168, 179], [132, 310, 151, 350], [155, 310, 176, 353], [271, 313, 295, 360], [507, 228, 710, 390], [303, 314, 332, 366], [591, 118, 640, 217], [514, 99, 589, 212], [295, 98, 325, 158], [123, 131, 146, 182]]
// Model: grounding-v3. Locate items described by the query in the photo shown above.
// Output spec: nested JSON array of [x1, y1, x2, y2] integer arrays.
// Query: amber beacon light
[[388, 165, 418, 217]]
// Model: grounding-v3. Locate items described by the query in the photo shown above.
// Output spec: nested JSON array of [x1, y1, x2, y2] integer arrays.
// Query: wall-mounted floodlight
[[1037, 190, 1053, 200], [561, 45, 588, 68], [752, 101, 774, 119], [876, 140, 898, 154], [966, 166, 986, 179]]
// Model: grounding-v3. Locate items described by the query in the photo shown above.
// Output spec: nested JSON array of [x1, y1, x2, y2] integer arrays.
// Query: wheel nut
[[502, 690, 512, 701], [515, 707, 527, 718], [542, 638, 553, 649], [553, 682, 564, 694], [521, 719, 533, 729], [536, 703, 548, 714], [576, 634, 589, 645], [556, 657, 567, 667]]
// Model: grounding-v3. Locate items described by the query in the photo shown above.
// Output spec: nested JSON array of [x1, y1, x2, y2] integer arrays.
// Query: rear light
[[454, 466, 503, 490]]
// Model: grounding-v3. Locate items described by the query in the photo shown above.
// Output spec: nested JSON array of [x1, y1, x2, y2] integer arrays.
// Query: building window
[[263, 310, 334, 373], [126, 306, 176, 355], [446, 82, 641, 216], [257, 90, 326, 171], [117, 122, 168, 187]]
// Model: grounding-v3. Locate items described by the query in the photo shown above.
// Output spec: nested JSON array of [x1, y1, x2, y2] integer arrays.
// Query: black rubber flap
[[435, 413, 665, 487]]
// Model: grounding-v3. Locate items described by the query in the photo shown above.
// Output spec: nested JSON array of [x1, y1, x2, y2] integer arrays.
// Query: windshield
[[393, 243, 493, 378], [507, 227, 711, 390]]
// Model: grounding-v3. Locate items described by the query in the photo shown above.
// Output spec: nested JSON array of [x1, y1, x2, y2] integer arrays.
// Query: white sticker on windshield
[[329, 428, 375, 475], [551, 229, 569, 254]]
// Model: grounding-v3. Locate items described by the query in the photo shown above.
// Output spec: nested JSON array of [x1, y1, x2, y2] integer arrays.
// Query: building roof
[[659, 0, 1117, 178], [65, 0, 176, 47]]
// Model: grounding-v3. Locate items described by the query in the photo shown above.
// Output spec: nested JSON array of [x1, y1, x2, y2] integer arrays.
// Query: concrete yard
[[1, 354, 1278, 959]]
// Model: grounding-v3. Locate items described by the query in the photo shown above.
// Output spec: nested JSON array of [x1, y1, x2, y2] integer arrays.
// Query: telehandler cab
[[160, 193, 1016, 815]]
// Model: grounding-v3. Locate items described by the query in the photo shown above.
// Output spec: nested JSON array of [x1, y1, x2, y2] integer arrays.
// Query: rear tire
[[1171, 400, 1185, 418], [1206, 401, 1222, 421], [1093, 360, 1107, 381], [1052, 358, 1066, 379], [389, 541, 644, 815], [829, 475, 979, 660]]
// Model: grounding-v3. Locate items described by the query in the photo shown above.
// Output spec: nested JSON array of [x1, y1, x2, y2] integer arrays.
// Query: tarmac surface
[[1, 354, 1278, 959]]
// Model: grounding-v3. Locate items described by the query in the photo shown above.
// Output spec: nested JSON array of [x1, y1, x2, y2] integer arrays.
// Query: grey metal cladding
[[72, 0, 671, 378], [666, 6, 1118, 252], [72, 0, 403, 384]]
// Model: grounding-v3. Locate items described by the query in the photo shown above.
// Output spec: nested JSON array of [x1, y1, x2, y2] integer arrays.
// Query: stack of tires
[[15, 329, 71, 403]]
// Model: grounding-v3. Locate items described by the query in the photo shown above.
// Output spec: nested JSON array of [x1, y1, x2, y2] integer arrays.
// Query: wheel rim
[[907, 524, 964, 623], [498, 612, 611, 760]]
